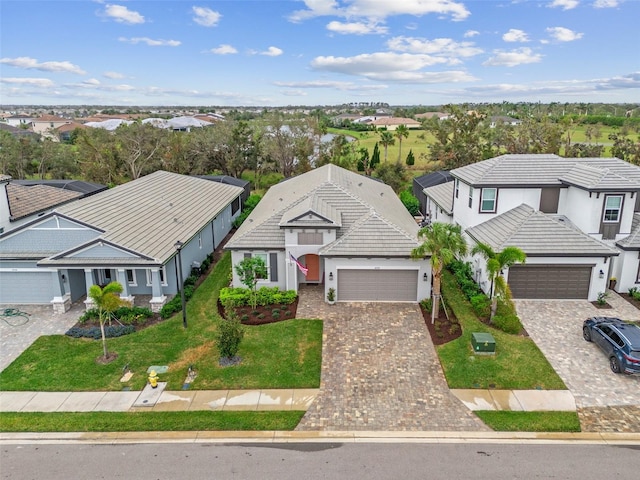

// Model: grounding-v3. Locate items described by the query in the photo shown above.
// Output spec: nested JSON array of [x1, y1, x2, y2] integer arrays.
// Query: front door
[[305, 254, 320, 282]]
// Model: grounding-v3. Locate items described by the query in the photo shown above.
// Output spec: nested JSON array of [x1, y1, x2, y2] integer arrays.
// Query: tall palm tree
[[394, 124, 410, 163], [471, 242, 526, 322], [378, 130, 395, 162], [412, 222, 467, 321], [88, 281, 128, 360]]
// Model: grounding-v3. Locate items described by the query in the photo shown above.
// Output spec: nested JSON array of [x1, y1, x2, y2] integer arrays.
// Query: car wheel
[[609, 356, 622, 374], [582, 326, 592, 342]]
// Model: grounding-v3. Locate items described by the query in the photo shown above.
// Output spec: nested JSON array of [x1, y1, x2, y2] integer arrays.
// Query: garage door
[[0, 271, 55, 304], [337, 269, 418, 302], [508, 265, 591, 299]]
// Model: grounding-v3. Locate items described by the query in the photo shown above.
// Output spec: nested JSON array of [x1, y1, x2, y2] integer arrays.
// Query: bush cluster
[[233, 194, 262, 228], [160, 284, 195, 319], [399, 189, 420, 216], [219, 286, 297, 307], [448, 260, 484, 300], [491, 314, 522, 335], [629, 287, 640, 301], [79, 306, 153, 325], [65, 325, 135, 339]]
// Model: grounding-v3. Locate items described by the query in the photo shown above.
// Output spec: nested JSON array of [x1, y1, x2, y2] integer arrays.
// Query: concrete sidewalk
[[0, 387, 576, 413]]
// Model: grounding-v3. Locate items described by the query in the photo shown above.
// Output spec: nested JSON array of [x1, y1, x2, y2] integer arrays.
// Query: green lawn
[[0, 252, 323, 392], [475, 411, 581, 432], [437, 271, 566, 390]]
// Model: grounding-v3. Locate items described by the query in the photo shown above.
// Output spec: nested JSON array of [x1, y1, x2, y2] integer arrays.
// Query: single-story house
[[0, 171, 244, 312], [225, 164, 431, 303]]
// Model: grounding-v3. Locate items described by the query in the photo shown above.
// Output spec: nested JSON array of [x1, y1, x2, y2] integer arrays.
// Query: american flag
[[290, 253, 308, 276]]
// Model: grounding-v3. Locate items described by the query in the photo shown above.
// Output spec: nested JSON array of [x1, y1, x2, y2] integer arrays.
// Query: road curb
[[2, 430, 639, 445]]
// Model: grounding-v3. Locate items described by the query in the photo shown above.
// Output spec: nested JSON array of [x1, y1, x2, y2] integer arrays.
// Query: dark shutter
[[269, 253, 278, 281], [244, 253, 251, 259]]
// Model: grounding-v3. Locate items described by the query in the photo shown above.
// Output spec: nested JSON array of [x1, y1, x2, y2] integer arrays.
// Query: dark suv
[[583, 317, 640, 375]]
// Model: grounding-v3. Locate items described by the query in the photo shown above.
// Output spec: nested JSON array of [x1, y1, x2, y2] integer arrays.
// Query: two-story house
[[423, 154, 640, 301], [225, 164, 431, 303]]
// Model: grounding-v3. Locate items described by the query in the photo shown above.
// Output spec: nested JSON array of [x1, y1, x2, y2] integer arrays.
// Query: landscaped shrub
[[160, 295, 182, 319], [492, 314, 522, 335], [216, 311, 244, 359], [399, 189, 420, 216], [65, 325, 135, 339], [233, 194, 262, 228], [420, 297, 433, 313], [470, 294, 491, 318], [219, 286, 297, 307], [79, 306, 153, 325], [448, 260, 483, 300]]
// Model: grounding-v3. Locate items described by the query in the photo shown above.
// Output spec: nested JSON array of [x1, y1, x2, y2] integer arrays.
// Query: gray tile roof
[[279, 195, 342, 227], [55, 170, 243, 263], [617, 213, 640, 250], [466, 204, 619, 257], [226, 164, 420, 255], [451, 154, 640, 190], [6, 183, 82, 220], [424, 181, 454, 214]]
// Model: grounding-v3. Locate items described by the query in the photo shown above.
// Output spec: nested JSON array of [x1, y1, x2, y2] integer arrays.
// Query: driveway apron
[[295, 287, 488, 431]]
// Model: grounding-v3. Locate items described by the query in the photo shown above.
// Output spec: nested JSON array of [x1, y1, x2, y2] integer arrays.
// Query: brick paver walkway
[[295, 286, 489, 432]]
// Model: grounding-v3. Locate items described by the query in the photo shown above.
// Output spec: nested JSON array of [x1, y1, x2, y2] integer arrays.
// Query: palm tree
[[88, 281, 128, 360], [394, 124, 410, 163], [471, 242, 526, 322], [378, 130, 395, 162], [411, 222, 467, 321]]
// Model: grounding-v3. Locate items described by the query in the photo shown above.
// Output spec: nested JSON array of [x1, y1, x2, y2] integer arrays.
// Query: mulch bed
[[591, 301, 613, 309], [619, 293, 640, 310], [420, 304, 462, 345], [217, 297, 299, 325]]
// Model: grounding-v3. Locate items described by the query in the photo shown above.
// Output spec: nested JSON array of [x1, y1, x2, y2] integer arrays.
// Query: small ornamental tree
[[217, 306, 244, 361], [88, 282, 129, 361], [405, 149, 415, 166], [235, 256, 268, 308]]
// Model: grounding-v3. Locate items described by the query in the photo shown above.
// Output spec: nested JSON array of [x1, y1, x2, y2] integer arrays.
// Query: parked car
[[583, 317, 640, 375]]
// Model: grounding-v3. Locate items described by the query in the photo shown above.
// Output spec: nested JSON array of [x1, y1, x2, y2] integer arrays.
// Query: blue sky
[[1, 0, 638, 106]]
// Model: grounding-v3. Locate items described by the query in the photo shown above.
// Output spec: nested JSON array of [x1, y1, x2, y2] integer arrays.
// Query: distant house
[[0, 171, 244, 312], [31, 115, 72, 138], [369, 117, 421, 131], [415, 112, 448, 121], [5, 115, 35, 128], [0, 123, 37, 138], [56, 122, 86, 142], [225, 164, 431, 303], [489, 116, 521, 128]]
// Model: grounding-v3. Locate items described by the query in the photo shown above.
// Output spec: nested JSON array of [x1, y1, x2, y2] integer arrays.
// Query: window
[[480, 188, 497, 213], [198, 233, 202, 249], [146, 267, 168, 286], [298, 232, 323, 245], [255, 253, 268, 279], [468, 187, 474, 208], [603, 195, 623, 222], [126, 269, 137, 286], [232, 197, 240, 215], [455, 179, 459, 199]]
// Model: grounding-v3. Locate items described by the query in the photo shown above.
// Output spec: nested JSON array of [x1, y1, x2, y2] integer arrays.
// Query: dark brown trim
[[478, 187, 498, 214]]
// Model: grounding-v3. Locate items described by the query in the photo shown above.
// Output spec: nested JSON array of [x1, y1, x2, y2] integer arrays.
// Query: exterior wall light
[[599, 269, 604, 279], [423, 273, 428, 282], [329, 272, 334, 281]]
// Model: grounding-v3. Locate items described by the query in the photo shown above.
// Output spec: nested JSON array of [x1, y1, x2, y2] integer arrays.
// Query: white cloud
[[0, 56, 86, 75], [326, 21, 388, 35], [0, 77, 55, 88], [593, 0, 618, 6], [274, 80, 387, 91], [387, 36, 483, 58], [210, 44, 238, 55], [103, 4, 145, 24], [103, 71, 125, 79], [289, 0, 470, 22], [68, 81, 135, 92], [192, 6, 221, 26], [548, 0, 580, 9], [483, 47, 543, 67], [119, 37, 181, 47], [464, 30, 480, 38], [310, 52, 477, 83], [503, 29, 529, 42], [546, 27, 584, 42], [83, 78, 101, 86], [261, 46, 283, 57]]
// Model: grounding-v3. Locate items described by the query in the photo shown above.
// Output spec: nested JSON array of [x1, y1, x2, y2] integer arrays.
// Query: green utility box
[[471, 332, 496, 355]]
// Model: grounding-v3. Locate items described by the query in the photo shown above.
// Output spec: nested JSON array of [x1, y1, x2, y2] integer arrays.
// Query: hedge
[[219, 287, 297, 307]]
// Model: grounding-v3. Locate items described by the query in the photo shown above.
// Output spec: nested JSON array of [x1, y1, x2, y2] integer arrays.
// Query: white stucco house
[[225, 164, 431, 303], [422, 154, 640, 301]]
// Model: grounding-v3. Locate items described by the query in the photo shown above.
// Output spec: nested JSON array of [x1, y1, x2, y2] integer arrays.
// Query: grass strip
[[475, 411, 581, 432], [0, 411, 305, 432]]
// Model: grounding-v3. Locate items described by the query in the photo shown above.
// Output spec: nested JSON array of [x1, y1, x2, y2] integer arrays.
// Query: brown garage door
[[508, 265, 592, 299], [337, 269, 418, 302]]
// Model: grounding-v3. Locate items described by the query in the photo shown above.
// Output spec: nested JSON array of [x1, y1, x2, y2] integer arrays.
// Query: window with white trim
[[146, 267, 168, 286], [455, 179, 459, 198], [126, 269, 137, 286], [603, 195, 623, 222], [468, 186, 474, 208], [250, 253, 269, 280], [480, 188, 497, 213]]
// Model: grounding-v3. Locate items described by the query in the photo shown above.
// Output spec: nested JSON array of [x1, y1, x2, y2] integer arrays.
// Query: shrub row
[[219, 286, 297, 307], [448, 260, 484, 300], [233, 194, 262, 228], [160, 285, 195, 319], [78, 306, 154, 325], [65, 325, 135, 339]]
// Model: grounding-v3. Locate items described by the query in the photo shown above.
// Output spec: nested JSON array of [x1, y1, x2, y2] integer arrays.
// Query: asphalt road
[[2, 442, 639, 479]]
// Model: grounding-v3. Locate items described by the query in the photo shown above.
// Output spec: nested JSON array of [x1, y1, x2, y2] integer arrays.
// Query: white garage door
[[337, 269, 418, 302], [0, 271, 55, 304]]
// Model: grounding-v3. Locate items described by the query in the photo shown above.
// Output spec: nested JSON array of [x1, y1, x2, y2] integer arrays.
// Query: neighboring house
[[194, 175, 251, 205], [5, 115, 34, 127], [225, 164, 431, 303], [31, 115, 72, 138], [415, 112, 448, 121], [369, 117, 422, 131], [0, 123, 37, 138], [0, 177, 107, 233], [412, 171, 453, 216], [428, 154, 640, 301], [56, 122, 86, 142], [0, 171, 244, 313]]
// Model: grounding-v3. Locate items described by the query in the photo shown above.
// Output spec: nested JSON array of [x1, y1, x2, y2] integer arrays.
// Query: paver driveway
[[295, 287, 488, 432], [515, 292, 640, 409]]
